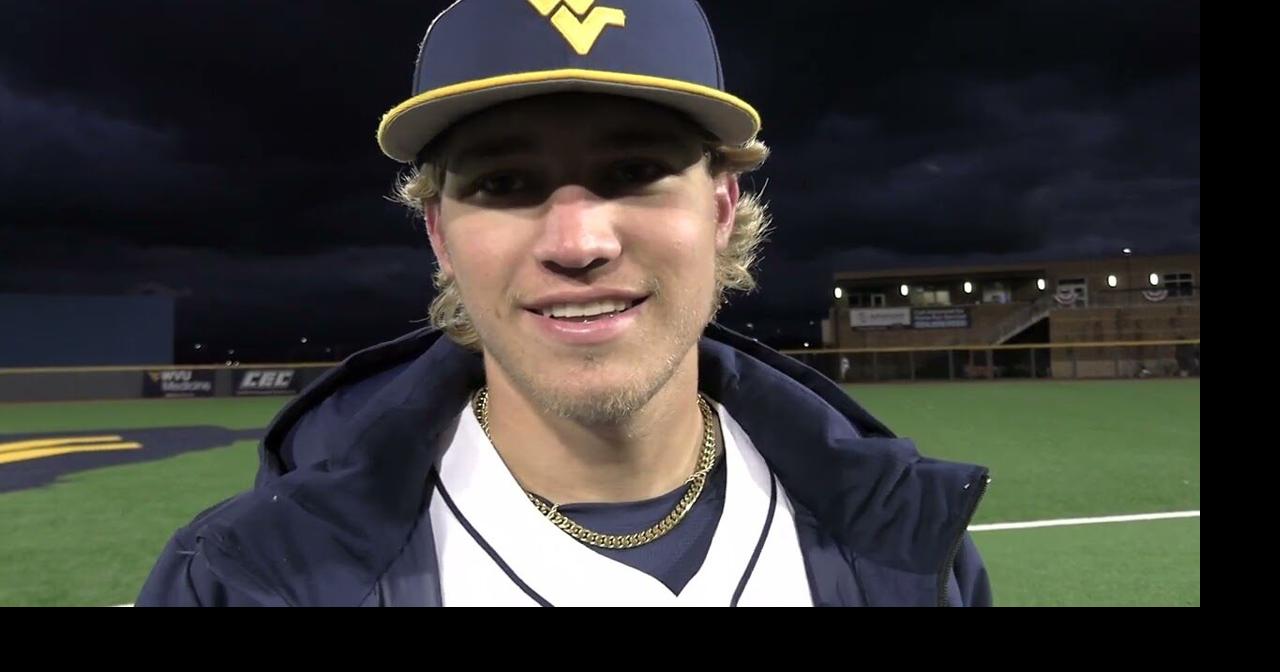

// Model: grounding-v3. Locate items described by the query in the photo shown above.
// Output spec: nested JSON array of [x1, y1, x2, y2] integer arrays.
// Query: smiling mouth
[[527, 297, 648, 322]]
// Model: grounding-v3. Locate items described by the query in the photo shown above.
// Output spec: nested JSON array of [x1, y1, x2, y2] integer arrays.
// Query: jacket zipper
[[937, 473, 990, 607]]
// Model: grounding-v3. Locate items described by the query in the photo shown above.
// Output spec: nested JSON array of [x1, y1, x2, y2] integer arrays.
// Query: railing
[[780, 339, 1201, 383], [1083, 286, 1200, 307], [985, 293, 1057, 344]]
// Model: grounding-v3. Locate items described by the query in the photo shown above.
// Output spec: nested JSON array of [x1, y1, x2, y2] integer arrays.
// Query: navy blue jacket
[[136, 324, 992, 606]]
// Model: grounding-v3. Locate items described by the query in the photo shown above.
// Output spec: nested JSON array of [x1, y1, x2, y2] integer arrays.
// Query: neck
[[479, 350, 706, 504]]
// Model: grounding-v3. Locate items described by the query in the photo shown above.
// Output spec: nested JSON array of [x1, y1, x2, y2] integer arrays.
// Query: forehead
[[435, 93, 708, 163]]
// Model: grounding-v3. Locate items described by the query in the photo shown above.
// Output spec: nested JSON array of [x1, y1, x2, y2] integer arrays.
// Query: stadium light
[[899, 284, 909, 297], [834, 287, 843, 299], [300, 337, 309, 344], [1122, 250, 1134, 305], [1107, 274, 1119, 288], [1149, 273, 1160, 286], [193, 343, 202, 350], [1037, 278, 1046, 291], [963, 281, 973, 294]]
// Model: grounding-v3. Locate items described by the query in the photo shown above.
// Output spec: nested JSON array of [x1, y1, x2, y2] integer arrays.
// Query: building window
[[911, 287, 952, 307], [982, 281, 1011, 304], [1056, 278, 1088, 307], [1163, 272, 1195, 297], [870, 293, 886, 307]]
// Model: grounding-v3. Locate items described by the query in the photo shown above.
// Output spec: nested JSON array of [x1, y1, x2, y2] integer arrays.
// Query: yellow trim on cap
[[377, 68, 760, 157]]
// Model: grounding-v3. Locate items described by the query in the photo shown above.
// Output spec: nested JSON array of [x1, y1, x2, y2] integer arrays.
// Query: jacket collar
[[207, 326, 986, 605]]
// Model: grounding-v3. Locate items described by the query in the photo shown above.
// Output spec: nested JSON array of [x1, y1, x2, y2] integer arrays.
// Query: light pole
[[1122, 248, 1133, 306]]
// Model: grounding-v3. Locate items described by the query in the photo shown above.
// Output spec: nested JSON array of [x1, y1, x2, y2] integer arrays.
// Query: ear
[[713, 173, 741, 251], [424, 200, 454, 277]]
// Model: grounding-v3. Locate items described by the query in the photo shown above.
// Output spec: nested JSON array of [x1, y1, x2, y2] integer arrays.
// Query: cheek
[[440, 208, 529, 299], [625, 211, 716, 286]]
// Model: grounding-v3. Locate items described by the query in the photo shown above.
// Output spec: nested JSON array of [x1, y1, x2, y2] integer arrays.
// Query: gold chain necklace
[[471, 386, 718, 549]]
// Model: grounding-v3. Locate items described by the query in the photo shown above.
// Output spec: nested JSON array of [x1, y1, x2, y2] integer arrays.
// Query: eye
[[608, 159, 670, 186], [473, 172, 529, 196]]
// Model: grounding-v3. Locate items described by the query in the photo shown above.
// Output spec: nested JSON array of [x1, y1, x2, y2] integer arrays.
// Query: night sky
[[0, 1, 1200, 359]]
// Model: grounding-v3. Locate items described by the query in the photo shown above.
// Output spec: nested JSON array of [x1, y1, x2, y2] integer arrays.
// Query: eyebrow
[[447, 136, 538, 173], [595, 130, 696, 153], [447, 129, 698, 173]]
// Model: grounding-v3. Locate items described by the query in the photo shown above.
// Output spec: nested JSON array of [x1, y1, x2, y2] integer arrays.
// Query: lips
[[536, 297, 645, 321], [523, 296, 649, 346]]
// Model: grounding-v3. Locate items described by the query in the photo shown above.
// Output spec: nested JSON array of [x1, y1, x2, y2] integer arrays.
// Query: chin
[[518, 360, 675, 425]]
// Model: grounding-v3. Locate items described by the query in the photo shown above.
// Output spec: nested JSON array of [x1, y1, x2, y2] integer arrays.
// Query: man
[[137, 0, 991, 606]]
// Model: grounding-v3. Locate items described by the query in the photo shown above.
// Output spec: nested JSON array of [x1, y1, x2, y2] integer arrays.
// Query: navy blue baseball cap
[[377, 0, 761, 163]]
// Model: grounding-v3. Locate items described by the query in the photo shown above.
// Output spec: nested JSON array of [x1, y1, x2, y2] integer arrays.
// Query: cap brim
[[377, 68, 761, 163]]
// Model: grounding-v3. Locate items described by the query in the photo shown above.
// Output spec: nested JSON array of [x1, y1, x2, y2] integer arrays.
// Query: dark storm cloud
[[753, 68, 1199, 263], [0, 227, 432, 308], [0, 0, 449, 253], [1, 0, 1199, 349]]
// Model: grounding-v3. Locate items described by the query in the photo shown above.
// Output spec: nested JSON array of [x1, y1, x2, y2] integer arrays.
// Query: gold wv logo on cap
[[528, 0, 625, 56]]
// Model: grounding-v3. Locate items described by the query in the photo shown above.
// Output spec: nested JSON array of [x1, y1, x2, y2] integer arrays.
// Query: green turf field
[[0, 380, 1200, 606]]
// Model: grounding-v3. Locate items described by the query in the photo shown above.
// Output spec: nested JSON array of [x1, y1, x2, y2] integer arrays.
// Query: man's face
[[425, 93, 739, 423]]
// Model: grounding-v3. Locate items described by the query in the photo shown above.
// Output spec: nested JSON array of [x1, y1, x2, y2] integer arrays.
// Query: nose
[[531, 184, 622, 276]]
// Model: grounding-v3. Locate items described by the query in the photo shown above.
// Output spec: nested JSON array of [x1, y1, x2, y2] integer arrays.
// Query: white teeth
[[541, 299, 631, 319]]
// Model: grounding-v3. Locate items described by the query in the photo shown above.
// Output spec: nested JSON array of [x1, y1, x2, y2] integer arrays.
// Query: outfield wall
[[0, 364, 334, 403], [1, 339, 1202, 403], [780, 339, 1200, 383]]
